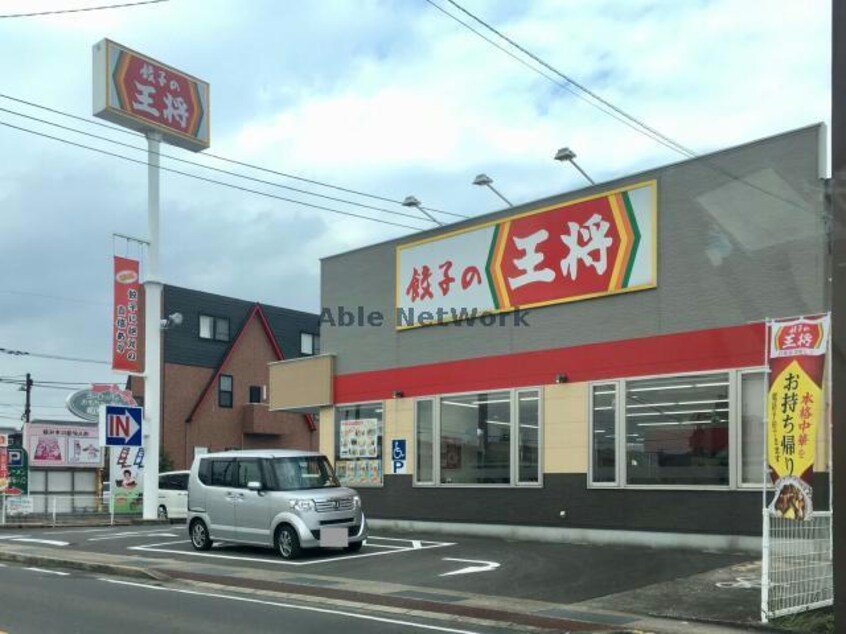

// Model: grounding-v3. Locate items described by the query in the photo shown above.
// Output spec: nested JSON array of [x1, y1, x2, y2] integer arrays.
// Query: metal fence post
[[1, 491, 5, 526], [110, 487, 114, 526], [51, 496, 57, 527], [761, 508, 770, 623]]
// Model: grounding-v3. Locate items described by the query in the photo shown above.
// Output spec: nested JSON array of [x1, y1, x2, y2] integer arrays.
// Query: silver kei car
[[186, 449, 366, 559]]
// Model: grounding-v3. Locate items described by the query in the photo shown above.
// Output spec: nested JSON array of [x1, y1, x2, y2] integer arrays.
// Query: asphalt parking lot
[[0, 524, 754, 606]]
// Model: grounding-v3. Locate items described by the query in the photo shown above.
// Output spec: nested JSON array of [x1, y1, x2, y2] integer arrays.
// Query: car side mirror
[[247, 481, 263, 492]]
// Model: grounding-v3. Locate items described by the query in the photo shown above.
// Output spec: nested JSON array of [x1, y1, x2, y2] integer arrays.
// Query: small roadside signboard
[[391, 439, 407, 475], [100, 405, 143, 447]]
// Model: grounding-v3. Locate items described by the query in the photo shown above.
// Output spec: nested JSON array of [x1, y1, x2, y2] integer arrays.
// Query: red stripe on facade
[[334, 323, 766, 403]]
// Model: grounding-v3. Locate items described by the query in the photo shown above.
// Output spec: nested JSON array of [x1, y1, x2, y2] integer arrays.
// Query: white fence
[[0, 493, 118, 526], [761, 510, 833, 621]]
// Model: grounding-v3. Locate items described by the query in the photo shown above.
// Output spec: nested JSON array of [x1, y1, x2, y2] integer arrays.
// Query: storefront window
[[334, 403, 383, 487], [591, 384, 617, 484], [517, 390, 540, 483], [440, 391, 510, 484], [415, 399, 434, 484], [625, 373, 730, 486], [740, 372, 766, 485]]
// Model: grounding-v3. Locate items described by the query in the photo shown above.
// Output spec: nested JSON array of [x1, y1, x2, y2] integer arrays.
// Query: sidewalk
[[0, 539, 768, 634]]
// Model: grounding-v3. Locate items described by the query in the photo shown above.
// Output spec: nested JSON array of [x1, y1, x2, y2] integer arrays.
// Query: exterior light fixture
[[472, 173, 513, 207], [555, 373, 568, 384], [553, 147, 595, 185], [402, 195, 443, 226], [160, 312, 183, 330], [392, 390, 405, 398]]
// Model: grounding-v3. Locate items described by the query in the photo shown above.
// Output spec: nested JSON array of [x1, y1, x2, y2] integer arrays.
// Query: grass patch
[[772, 608, 834, 634]]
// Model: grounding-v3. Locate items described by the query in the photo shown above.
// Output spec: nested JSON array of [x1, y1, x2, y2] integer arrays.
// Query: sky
[[0, 0, 830, 426]]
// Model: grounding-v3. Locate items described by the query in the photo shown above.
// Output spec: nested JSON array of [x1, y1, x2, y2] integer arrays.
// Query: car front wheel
[[190, 519, 212, 551], [276, 525, 301, 560], [157, 505, 168, 521]]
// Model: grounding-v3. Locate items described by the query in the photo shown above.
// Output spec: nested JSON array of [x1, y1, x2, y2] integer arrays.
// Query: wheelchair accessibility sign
[[391, 439, 407, 474]]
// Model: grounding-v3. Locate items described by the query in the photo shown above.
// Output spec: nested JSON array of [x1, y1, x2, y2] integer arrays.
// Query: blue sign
[[392, 439, 407, 461], [103, 405, 143, 447], [8, 449, 24, 468], [391, 439, 407, 474]]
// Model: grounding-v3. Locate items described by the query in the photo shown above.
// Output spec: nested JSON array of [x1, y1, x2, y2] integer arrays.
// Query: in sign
[[101, 405, 143, 447]]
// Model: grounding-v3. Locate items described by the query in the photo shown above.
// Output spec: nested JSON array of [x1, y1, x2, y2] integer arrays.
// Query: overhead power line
[[0, 0, 168, 19], [0, 118, 432, 232], [0, 105, 449, 222], [429, 0, 696, 159], [0, 347, 111, 365], [0, 92, 463, 219]]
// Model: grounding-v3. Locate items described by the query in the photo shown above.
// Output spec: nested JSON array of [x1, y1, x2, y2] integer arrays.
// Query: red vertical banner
[[767, 315, 830, 520], [112, 256, 143, 373]]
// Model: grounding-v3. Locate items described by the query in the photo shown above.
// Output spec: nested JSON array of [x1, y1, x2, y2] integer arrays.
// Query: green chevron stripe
[[622, 192, 641, 288], [485, 225, 501, 310]]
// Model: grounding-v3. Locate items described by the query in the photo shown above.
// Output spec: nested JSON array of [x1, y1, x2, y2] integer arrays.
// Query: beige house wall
[[319, 406, 335, 461], [543, 383, 589, 474]]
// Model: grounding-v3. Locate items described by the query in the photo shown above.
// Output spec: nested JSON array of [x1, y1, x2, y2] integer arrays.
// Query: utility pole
[[831, 1, 845, 629], [23, 373, 32, 423]]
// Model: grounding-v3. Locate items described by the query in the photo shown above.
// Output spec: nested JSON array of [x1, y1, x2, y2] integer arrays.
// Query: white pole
[[51, 496, 56, 527], [142, 131, 162, 521], [1, 491, 5, 526], [762, 508, 770, 623]]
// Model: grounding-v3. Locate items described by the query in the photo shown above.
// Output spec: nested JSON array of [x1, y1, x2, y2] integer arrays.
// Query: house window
[[219, 374, 233, 408], [300, 332, 319, 356], [199, 315, 230, 342], [249, 385, 263, 404], [589, 369, 764, 489], [414, 389, 542, 487], [334, 403, 383, 487]]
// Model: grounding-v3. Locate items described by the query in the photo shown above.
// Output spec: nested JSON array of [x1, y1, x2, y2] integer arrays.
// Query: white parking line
[[10, 538, 69, 547], [0, 535, 25, 541], [88, 532, 178, 541], [25, 567, 70, 576], [42, 528, 114, 535], [129, 537, 455, 567], [99, 578, 483, 633]]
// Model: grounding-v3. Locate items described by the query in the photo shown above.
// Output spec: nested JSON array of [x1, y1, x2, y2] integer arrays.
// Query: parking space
[[0, 524, 755, 607]]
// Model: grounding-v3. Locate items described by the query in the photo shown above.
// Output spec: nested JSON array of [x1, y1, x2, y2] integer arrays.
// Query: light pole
[[402, 195, 443, 226], [554, 147, 595, 185], [472, 173, 513, 207]]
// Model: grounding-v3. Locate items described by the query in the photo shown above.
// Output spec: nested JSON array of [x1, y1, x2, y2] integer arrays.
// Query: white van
[[186, 450, 366, 559], [157, 470, 189, 520]]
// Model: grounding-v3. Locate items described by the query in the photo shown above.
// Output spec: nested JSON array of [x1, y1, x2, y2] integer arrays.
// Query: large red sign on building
[[93, 39, 210, 152]]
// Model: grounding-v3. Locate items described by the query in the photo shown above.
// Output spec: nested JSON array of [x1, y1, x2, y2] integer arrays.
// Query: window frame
[[737, 368, 770, 489], [198, 314, 230, 342], [587, 366, 766, 491], [248, 385, 263, 404], [300, 332, 315, 356], [412, 387, 544, 489], [219, 374, 234, 408]]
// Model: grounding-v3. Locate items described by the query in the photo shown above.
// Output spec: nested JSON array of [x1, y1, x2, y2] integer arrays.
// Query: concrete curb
[[0, 549, 171, 582]]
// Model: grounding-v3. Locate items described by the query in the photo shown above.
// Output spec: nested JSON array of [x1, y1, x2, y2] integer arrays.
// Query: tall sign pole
[[143, 131, 162, 520], [831, 2, 845, 628], [94, 39, 210, 521]]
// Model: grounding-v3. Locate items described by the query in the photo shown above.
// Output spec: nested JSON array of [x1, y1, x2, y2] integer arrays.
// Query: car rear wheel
[[190, 519, 212, 551], [276, 525, 301, 560]]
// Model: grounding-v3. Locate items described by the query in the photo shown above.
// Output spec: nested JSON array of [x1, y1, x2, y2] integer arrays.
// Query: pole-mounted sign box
[[100, 404, 144, 448], [93, 38, 210, 152]]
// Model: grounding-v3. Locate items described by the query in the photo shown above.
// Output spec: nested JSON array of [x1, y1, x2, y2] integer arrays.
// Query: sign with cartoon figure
[[396, 181, 657, 328], [767, 315, 830, 520], [111, 446, 145, 514]]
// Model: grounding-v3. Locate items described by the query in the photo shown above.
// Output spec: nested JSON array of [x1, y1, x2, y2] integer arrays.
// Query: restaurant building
[[269, 125, 830, 548]]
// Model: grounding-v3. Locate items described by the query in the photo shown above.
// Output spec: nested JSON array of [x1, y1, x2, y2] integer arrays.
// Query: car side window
[[175, 473, 189, 490], [236, 459, 262, 488], [198, 460, 211, 485], [210, 459, 235, 487]]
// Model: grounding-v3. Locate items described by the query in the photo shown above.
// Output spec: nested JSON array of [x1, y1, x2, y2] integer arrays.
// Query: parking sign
[[100, 405, 144, 447], [391, 439, 407, 474]]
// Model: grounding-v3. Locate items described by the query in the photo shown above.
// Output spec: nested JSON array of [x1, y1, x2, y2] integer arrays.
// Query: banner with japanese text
[[112, 256, 143, 374], [767, 315, 830, 520], [396, 181, 657, 328]]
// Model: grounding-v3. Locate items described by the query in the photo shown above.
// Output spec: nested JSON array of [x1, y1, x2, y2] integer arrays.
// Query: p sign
[[391, 439, 407, 475], [100, 405, 143, 447]]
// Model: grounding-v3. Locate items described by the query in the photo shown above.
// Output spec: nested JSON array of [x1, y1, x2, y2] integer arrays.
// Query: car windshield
[[268, 456, 339, 491]]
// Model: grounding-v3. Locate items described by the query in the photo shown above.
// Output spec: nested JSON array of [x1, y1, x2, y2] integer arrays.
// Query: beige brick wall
[[319, 406, 335, 460], [383, 398, 413, 475], [543, 383, 589, 474]]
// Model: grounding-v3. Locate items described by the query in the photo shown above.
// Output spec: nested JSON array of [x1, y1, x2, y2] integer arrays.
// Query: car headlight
[[289, 499, 315, 512], [353, 495, 361, 509]]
